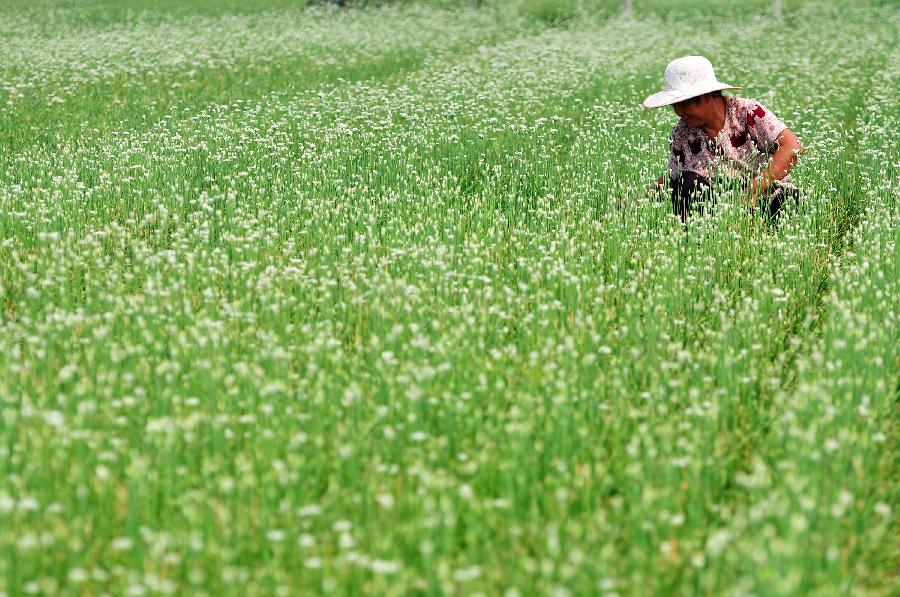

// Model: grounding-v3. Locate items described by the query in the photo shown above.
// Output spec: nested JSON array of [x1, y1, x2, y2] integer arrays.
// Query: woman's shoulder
[[670, 119, 693, 137], [729, 95, 773, 115], [727, 95, 788, 144], [729, 95, 762, 112], [670, 119, 703, 146]]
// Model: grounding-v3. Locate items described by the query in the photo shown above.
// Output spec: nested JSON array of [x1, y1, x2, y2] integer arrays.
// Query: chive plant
[[0, 1, 896, 595]]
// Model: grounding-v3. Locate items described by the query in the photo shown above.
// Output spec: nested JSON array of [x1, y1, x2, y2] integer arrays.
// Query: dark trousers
[[671, 172, 799, 223]]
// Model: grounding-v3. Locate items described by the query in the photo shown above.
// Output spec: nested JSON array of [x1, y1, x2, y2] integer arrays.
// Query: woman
[[643, 56, 804, 222]]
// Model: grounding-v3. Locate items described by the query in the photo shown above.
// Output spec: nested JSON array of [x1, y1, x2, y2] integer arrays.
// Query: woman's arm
[[748, 127, 805, 208]]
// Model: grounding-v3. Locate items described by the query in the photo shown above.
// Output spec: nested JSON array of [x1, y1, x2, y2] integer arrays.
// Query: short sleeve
[[746, 101, 788, 152], [668, 126, 685, 179]]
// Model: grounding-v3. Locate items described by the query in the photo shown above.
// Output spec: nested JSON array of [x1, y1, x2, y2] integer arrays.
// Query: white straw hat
[[642, 55, 742, 108]]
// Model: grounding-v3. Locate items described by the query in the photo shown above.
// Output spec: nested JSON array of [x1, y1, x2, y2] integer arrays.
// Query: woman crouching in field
[[644, 56, 804, 222]]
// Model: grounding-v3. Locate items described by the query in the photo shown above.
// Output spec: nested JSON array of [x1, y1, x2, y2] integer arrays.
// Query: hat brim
[[642, 82, 742, 108]]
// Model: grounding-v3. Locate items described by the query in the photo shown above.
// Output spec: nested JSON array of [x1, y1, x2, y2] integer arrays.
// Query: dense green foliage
[[0, 0, 897, 595]]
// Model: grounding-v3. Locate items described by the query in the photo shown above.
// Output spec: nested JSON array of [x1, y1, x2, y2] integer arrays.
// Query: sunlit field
[[0, 0, 897, 594]]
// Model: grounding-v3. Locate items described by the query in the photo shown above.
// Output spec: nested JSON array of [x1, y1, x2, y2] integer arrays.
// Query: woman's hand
[[742, 128, 803, 211], [752, 128, 804, 200], [744, 179, 760, 210], [646, 174, 667, 198]]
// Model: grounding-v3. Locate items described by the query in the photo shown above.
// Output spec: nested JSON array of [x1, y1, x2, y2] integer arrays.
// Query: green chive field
[[1, 0, 897, 594]]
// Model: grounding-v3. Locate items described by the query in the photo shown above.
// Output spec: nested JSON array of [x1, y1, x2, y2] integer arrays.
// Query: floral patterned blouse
[[668, 96, 795, 192]]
